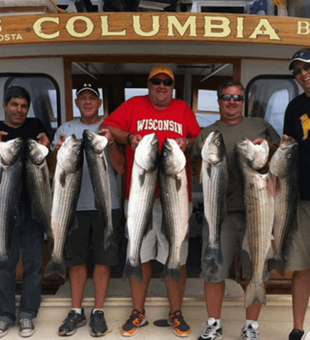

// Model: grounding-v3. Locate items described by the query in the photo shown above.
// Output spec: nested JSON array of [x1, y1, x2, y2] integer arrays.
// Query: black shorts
[[65, 209, 120, 267]]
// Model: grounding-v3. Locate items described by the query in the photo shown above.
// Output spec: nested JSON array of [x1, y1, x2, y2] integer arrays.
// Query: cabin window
[[72, 88, 105, 117], [0, 74, 60, 142], [245, 75, 302, 136], [193, 89, 220, 127]]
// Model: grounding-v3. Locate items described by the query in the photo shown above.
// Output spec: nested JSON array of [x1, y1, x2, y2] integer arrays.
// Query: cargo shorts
[[65, 209, 120, 267], [285, 200, 310, 271], [200, 212, 270, 283], [124, 198, 192, 266]]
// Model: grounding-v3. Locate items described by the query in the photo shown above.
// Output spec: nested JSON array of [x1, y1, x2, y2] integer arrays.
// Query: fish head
[[57, 134, 83, 173], [134, 133, 159, 171], [159, 138, 186, 176], [236, 138, 269, 170], [0, 137, 23, 166], [201, 130, 226, 164], [27, 138, 49, 165], [83, 129, 108, 154], [269, 135, 298, 177]]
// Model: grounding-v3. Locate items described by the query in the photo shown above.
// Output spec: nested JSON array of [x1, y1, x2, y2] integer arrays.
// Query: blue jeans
[[0, 202, 44, 324]]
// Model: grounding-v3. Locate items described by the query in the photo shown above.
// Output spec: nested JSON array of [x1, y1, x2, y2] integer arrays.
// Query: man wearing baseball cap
[[48, 83, 125, 337], [284, 49, 310, 340], [101, 66, 201, 338]]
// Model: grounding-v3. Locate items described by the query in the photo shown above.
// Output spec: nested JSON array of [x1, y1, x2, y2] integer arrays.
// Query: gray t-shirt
[[191, 117, 281, 212], [51, 118, 121, 211]]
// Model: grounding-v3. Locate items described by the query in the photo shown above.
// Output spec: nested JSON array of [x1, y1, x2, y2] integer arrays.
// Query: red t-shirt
[[101, 95, 201, 200]]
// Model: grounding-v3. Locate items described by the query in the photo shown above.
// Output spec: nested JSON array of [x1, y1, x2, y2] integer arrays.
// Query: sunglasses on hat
[[220, 94, 244, 102], [149, 78, 174, 87]]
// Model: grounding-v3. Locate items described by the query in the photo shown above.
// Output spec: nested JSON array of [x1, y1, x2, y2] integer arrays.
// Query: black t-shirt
[[284, 93, 310, 200], [0, 118, 48, 201]]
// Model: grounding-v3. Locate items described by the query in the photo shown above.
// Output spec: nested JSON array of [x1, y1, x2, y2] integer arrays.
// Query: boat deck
[[6, 278, 310, 339]]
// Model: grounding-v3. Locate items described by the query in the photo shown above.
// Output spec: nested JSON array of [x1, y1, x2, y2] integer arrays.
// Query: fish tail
[[45, 255, 67, 280], [204, 246, 223, 264], [161, 265, 181, 282], [244, 281, 266, 308], [123, 260, 143, 282], [103, 231, 118, 252]]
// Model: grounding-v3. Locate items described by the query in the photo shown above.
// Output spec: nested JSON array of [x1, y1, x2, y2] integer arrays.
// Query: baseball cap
[[148, 66, 175, 82], [289, 49, 310, 70], [76, 83, 100, 97]]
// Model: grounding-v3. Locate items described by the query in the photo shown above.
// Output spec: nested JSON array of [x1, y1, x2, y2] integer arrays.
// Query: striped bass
[[0, 137, 23, 262], [45, 135, 83, 279], [123, 133, 159, 281], [269, 136, 299, 263], [201, 131, 228, 264], [236, 138, 274, 308], [159, 138, 189, 282], [25, 138, 53, 249], [83, 129, 116, 251]]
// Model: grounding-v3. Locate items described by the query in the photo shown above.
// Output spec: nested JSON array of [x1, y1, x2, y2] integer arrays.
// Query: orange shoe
[[121, 309, 146, 337], [168, 310, 191, 338]]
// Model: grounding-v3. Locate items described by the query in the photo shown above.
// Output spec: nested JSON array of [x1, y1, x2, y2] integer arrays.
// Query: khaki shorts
[[125, 198, 191, 265], [285, 200, 310, 271], [200, 213, 270, 283]]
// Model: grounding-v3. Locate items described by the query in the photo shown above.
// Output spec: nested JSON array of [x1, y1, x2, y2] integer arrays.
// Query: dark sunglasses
[[149, 78, 174, 87], [220, 94, 244, 102], [292, 63, 310, 77]]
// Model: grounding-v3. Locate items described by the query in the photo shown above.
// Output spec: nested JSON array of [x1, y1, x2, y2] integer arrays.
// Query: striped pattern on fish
[[269, 136, 299, 264], [45, 135, 83, 279], [236, 138, 274, 308], [25, 139, 53, 246], [201, 131, 228, 264], [159, 138, 188, 282], [123, 133, 159, 282], [83, 129, 115, 251], [0, 138, 23, 262]]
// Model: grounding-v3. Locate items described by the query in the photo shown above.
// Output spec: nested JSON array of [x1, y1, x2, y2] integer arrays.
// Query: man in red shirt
[[101, 66, 201, 338]]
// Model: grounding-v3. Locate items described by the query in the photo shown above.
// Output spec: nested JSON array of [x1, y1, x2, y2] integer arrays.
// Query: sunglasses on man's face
[[220, 94, 244, 102], [149, 78, 174, 87], [292, 63, 310, 77]]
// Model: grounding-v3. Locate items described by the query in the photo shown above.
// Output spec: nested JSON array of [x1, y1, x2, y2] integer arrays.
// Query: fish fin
[[203, 246, 223, 264], [207, 163, 212, 178], [0, 167, 3, 183], [67, 215, 79, 236], [139, 171, 146, 187], [123, 259, 143, 282], [244, 280, 266, 308], [59, 170, 66, 188], [241, 230, 251, 260], [101, 153, 107, 172], [44, 254, 67, 280], [161, 264, 181, 282], [174, 175, 182, 192]]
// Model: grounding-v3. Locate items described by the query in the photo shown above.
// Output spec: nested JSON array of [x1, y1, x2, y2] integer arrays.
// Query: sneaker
[[0, 321, 13, 338], [198, 318, 223, 340], [19, 319, 35, 337], [289, 329, 305, 340], [121, 309, 146, 337], [58, 309, 86, 336], [168, 310, 191, 337], [240, 321, 260, 340], [89, 310, 107, 337]]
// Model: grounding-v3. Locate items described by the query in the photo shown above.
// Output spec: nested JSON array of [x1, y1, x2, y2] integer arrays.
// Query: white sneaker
[[198, 318, 223, 340], [240, 321, 260, 340], [19, 319, 35, 337]]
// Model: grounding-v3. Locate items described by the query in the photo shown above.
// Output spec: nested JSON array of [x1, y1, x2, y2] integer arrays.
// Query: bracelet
[[127, 133, 133, 145]]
